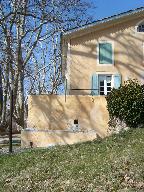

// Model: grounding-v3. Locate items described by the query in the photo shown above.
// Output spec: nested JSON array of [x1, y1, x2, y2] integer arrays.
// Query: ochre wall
[[23, 16, 144, 148], [65, 16, 144, 95], [21, 130, 97, 148], [22, 95, 109, 147], [27, 95, 108, 134]]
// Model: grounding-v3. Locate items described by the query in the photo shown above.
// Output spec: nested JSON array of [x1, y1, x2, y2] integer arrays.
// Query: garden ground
[[0, 128, 144, 192]]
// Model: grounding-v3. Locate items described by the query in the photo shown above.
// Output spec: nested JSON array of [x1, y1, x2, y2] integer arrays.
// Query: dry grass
[[0, 128, 144, 192]]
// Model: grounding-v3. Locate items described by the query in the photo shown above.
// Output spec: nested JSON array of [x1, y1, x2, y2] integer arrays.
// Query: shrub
[[106, 79, 144, 129]]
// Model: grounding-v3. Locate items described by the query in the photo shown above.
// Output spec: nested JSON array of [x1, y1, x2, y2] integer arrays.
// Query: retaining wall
[[21, 95, 109, 148]]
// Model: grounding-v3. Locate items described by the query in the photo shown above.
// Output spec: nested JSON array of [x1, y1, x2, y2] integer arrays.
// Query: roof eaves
[[63, 6, 144, 36]]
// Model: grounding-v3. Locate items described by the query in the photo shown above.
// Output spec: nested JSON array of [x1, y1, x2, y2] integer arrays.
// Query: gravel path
[[0, 134, 24, 155], [0, 146, 32, 155], [0, 134, 21, 144]]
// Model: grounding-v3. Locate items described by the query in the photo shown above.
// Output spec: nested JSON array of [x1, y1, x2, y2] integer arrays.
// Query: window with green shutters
[[91, 73, 121, 96], [98, 42, 113, 64]]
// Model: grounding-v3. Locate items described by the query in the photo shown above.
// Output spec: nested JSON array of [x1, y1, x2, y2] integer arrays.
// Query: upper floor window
[[136, 20, 144, 32], [98, 42, 114, 65]]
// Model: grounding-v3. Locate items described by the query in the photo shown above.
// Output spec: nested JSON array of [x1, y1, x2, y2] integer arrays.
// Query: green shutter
[[99, 43, 113, 64], [113, 74, 121, 89], [91, 74, 98, 95]]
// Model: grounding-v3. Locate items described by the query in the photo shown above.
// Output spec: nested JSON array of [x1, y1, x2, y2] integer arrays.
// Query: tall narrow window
[[99, 75, 112, 95], [98, 42, 113, 64]]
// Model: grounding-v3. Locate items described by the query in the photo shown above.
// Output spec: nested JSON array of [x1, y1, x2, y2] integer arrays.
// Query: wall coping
[[22, 128, 97, 134]]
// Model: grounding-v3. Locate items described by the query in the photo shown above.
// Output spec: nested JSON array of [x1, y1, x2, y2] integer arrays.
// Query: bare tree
[[0, 0, 94, 131]]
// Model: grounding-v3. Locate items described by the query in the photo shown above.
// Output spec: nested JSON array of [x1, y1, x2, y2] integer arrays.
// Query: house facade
[[62, 7, 144, 96], [21, 7, 144, 148]]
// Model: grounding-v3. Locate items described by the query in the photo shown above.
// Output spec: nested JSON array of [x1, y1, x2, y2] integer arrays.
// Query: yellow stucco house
[[21, 7, 144, 148]]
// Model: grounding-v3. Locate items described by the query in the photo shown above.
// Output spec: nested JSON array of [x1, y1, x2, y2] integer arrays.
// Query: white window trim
[[135, 19, 144, 34], [104, 79, 107, 95], [97, 40, 114, 65], [65, 42, 71, 94], [98, 74, 114, 95]]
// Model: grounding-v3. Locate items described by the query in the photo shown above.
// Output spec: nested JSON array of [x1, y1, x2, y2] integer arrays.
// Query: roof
[[63, 6, 144, 38]]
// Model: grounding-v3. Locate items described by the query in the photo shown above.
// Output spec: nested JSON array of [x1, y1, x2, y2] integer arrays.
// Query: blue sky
[[91, 0, 144, 20]]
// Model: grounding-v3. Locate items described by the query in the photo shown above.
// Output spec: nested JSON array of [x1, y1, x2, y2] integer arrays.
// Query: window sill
[[97, 63, 114, 66]]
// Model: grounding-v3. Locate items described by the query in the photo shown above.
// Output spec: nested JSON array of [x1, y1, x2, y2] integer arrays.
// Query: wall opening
[[74, 119, 78, 124]]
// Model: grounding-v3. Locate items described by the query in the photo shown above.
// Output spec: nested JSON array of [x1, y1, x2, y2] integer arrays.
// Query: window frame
[[97, 41, 114, 65], [98, 74, 114, 96], [135, 19, 144, 33]]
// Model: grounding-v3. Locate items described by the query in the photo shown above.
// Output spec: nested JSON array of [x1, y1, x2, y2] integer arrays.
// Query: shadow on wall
[[23, 18, 144, 147], [68, 17, 144, 95], [27, 95, 109, 145], [21, 130, 98, 148]]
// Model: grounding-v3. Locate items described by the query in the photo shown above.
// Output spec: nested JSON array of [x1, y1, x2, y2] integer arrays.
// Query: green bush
[[106, 79, 144, 128]]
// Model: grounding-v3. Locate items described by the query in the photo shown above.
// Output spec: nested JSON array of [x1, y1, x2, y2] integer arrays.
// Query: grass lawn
[[0, 129, 144, 192]]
